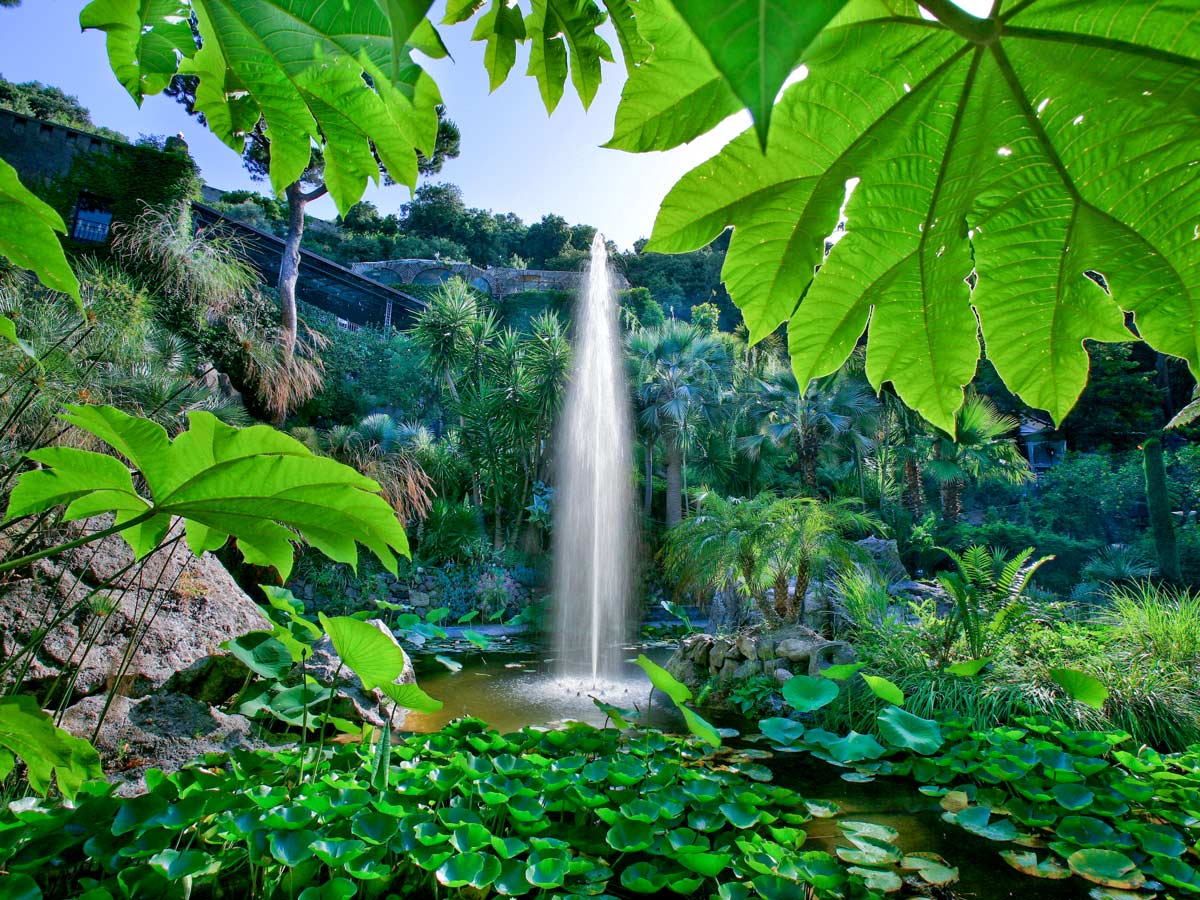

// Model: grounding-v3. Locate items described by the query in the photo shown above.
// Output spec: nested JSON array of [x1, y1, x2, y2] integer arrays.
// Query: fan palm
[[627, 321, 728, 526], [742, 366, 878, 496], [928, 393, 1031, 522]]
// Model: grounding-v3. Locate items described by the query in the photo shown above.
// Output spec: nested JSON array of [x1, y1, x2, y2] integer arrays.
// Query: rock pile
[[664, 626, 855, 696]]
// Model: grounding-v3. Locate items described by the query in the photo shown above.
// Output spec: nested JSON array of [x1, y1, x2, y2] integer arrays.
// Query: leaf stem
[[920, 0, 1000, 45], [0, 509, 158, 573]]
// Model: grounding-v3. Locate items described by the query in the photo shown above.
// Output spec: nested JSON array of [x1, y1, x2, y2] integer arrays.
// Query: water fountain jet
[[550, 233, 634, 687]]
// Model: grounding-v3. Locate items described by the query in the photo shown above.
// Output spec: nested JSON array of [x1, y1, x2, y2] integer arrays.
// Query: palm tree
[[627, 320, 728, 526], [742, 364, 878, 496], [662, 492, 878, 629], [928, 393, 1031, 522]]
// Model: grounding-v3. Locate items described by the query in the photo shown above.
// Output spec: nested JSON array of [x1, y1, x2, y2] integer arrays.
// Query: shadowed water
[[550, 233, 634, 685]]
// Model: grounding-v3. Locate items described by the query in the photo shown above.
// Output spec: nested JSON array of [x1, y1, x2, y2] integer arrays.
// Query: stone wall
[[0, 108, 121, 186]]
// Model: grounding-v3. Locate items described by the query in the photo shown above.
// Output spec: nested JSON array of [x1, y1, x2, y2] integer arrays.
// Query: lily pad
[[1067, 849, 1145, 889], [877, 706, 943, 755], [999, 850, 1072, 880], [847, 866, 903, 892], [781, 675, 839, 712]]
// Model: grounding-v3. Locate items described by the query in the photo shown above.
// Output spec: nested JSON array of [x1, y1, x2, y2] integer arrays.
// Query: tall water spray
[[551, 233, 633, 685]]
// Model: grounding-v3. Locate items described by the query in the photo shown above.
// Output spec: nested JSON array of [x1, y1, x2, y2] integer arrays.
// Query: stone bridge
[[352, 258, 628, 298]]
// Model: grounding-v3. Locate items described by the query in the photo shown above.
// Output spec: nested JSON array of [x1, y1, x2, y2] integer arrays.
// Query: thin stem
[[0, 509, 157, 573], [920, 0, 1001, 45]]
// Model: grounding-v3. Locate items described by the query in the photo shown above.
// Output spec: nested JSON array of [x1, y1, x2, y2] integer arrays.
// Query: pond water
[[403, 649, 1089, 899]]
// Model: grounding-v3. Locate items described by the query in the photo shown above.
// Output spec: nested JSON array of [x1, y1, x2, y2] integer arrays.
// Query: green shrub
[[417, 499, 485, 564], [1102, 581, 1200, 672], [944, 520, 1102, 595]]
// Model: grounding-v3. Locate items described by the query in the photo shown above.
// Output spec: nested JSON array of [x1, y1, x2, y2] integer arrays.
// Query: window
[[71, 192, 114, 243]]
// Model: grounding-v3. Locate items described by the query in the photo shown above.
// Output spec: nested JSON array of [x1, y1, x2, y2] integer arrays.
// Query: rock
[[756, 635, 776, 661], [295, 618, 416, 728], [0, 521, 269, 704], [776, 638, 821, 663], [736, 633, 759, 661], [717, 657, 739, 686], [410, 592, 430, 609], [665, 654, 704, 696], [709, 638, 732, 670], [774, 629, 855, 676], [58, 692, 262, 797], [732, 659, 761, 682], [687, 636, 713, 667], [856, 536, 909, 585], [772, 667, 793, 686]]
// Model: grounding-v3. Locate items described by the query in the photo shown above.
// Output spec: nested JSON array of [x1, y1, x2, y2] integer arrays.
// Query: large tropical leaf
[[5, 405, 409, 579], [604, 0, 740, 152], [471, 0, 528, 91], [668, 0, 848, 145], [0, 156, 80, 302], [525, 0, 614, 112], [649, 0, 1200, 433], [79, 0, 195, 100], [80, 0, 443, 210], [0, 695, 103, 800]]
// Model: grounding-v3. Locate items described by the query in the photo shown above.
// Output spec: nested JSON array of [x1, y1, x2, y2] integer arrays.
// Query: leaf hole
[[1083, 270, 1110, 294]]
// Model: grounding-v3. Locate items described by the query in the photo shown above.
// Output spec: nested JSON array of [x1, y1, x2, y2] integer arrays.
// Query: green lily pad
[[1052, 783, 1095, 811], [526, 856, 569, 889], [954, 806, 1018, 841], [720, 802, 766, 829], [835, 834, 901, 866], [1067, 849, 1145, 889], [847, 866, 903, 893], [877, 706, 943, 755], [781, 675, 839, 712], [999, 850, 1072, 880], [678, 851, 732, 878], [838, 821, 899, 843], [438, 851, 502, 889], [758, 717, 807, 747], [606, 819, 656, 852], [620, 861, 669, 893]]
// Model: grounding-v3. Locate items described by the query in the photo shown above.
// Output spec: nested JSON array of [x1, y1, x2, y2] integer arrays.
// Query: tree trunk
[[798, 434, 819, 495], [665, 439, 683, 527], [276, 181, 327, 424], [903, 458, 924, 518], [940, 480, 963, 523], [1144, 435, 1181, 582], [643, 439, 655, 518], [793, 563, 811, 627], [773, 570, 790, 621]]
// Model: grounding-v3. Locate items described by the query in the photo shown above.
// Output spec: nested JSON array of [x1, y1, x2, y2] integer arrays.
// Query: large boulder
[[0, 523, 269, 704], [58, 692, 261, 797], [293, 618, 417, 728], [856, 536, 909, 585]]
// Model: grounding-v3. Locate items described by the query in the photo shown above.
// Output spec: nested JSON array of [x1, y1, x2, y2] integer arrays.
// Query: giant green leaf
[[79, 0, 196, 100], [781, 674, 838, 712], [0, 695, 103, 800], [635, 653, 692, 704], [1050, 668, 1109, 710], [4, 405, 409, 580], [319, 614, 409, 690], [0, 156, 80, 302], [877, 706, 943, 755], [525, 0, 613, 112], [604, 0, 739, 152], [650, 0, 1200, 433], [472, 0, 528, 91], [81, 0, 442, 210], [669, 0, 847, 146]]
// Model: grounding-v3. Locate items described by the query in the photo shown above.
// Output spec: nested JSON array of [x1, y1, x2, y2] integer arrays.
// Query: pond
[[404, 648, 1089, 900]]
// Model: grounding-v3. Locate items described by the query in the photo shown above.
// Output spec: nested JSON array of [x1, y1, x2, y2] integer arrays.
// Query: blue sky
[[0, 2, 742, 250]]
